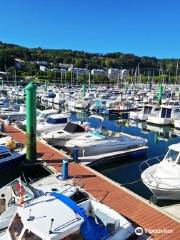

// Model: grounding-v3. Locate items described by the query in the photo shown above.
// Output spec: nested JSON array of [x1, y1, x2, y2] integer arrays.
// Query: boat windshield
[[165, 149, 179, 162]]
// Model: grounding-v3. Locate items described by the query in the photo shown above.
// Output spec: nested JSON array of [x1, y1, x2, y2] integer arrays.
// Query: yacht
[[37, 113, 70, 134], [129, 104, 160, 121], [41, 114, 104, 145], [141, 143, 180, 200], [41, 122, 87, 146], [0, 192, 135, 240], [147, 105, 180, 125], [65, 130, 148, 157], [0, 105, 26, 121]]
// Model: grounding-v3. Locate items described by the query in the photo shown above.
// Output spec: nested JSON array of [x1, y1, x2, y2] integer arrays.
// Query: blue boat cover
[[51, 192, 109, 240]]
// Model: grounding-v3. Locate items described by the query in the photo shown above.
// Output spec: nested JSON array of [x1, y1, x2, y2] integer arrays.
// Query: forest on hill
[[0, 41, 179, 84]]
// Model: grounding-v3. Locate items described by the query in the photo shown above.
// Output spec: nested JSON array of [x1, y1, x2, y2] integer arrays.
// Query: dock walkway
[[3, 123, 180, 240]]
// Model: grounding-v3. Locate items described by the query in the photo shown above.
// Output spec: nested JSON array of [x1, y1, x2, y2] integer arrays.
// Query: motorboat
[[41, 115, 104, 146], [0, 192, 135, 240], [41, 122, 87, 146], [65, 130, 148, 157], [141, 143, 180, 200], [20, 108, 59, 127], [37, 113, 70, 134], [129, 104, 160, 121], [147, 104, 180, 125], [0, 175, 88, 230], [0, 105, 26, 121]]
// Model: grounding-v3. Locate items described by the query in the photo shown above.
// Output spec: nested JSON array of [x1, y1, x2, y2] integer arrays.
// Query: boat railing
[[139, 155, 165, 173]]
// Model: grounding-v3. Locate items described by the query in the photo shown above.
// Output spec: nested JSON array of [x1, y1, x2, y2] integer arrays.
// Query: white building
[[59, 63, 73, 69], [91, 69, 108, 76], [40, 66, 48, 72], [108, 68, 121, 79], [108, 68, 129, 80], [36, 61, 48, 66], [68, 67, 89, 75]]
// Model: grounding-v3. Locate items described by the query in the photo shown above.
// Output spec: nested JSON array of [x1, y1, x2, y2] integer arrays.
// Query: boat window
[[166, 149, 179, 162], [174, 109, 180, 113], [46, 117, 68, 124], [161, 108, 172, 118], [21, 230, 42, 240], [9, 213, 24, 240]]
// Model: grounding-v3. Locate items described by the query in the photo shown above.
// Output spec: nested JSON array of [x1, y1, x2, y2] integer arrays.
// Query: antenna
[[49, 218, 54, 234]]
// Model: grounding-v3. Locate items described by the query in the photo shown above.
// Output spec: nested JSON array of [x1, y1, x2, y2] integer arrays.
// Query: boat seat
[[0, 199, 6, 214], [95, 208, 120, 234]]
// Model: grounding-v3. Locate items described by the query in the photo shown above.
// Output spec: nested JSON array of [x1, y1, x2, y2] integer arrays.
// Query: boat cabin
[[46, 114, 69, 125], [164, 143, 180, 164]]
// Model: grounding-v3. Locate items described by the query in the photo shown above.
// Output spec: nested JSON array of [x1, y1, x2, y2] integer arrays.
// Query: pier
[[2, 121, 180, 240]]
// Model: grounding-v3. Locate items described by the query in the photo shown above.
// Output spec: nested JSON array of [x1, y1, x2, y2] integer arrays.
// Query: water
[[0, 160, 51, 188]]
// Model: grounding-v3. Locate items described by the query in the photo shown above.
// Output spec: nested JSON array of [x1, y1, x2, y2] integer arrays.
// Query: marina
[[0, 82, 179, 239], [1, 1, 180, 237]]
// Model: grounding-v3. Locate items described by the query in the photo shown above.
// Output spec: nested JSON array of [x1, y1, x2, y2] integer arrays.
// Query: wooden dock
[[2, 122, 180, 240]]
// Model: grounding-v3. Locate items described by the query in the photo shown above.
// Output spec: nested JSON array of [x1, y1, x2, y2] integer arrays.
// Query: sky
[[0, 0, 180, 58]]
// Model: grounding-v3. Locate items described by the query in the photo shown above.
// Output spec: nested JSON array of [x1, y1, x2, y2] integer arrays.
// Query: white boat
[[0, 105, 26, 121], [129, 104, 160, 121], [0, 192, 135, 240], [37, 113, 70, 134], [141, 143, 180, 200], [65, 130, 148, 157], [0, 175, 87, 230], [41, 115, 104, 146], [41, 122, 88, 146], [20, 109, 59, 127], [147, 104, 180, 125]]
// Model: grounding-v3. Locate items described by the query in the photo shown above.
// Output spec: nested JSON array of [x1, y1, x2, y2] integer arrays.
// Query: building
[[108, 68, 129, 80], [59, 63, 73, 69], [36, 61, 48, 66], [39, 66, 48, 72], [91, 69, 108, 76], [68, 67, 89, 75], [108, 68, 121, 79]]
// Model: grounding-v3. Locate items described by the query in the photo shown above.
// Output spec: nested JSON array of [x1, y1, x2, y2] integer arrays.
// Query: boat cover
[[51, 192, 109, 240]]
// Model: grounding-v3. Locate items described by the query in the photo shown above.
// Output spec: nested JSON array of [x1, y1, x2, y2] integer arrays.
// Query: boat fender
[[5, 138, 16, 150]]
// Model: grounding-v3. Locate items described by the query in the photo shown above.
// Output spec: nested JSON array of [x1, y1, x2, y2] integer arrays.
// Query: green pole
[[45, 80, 48, 91], [158, 83, 163, 105], [82, 82, 86, 97], [25, 82, 37, 163]]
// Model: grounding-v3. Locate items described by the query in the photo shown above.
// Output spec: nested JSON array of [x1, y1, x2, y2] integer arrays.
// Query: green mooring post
[[158, 83, 163, 105], [82, 82, 86, 97], [45, 80, 48, 91], [25, 82, 37, 163]]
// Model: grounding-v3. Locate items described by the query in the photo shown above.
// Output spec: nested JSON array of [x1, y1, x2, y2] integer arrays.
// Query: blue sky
[[0, 0, 180, 58]]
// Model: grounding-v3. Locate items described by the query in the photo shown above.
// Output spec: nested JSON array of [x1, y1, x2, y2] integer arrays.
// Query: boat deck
[[2, 122, 180, 240]]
